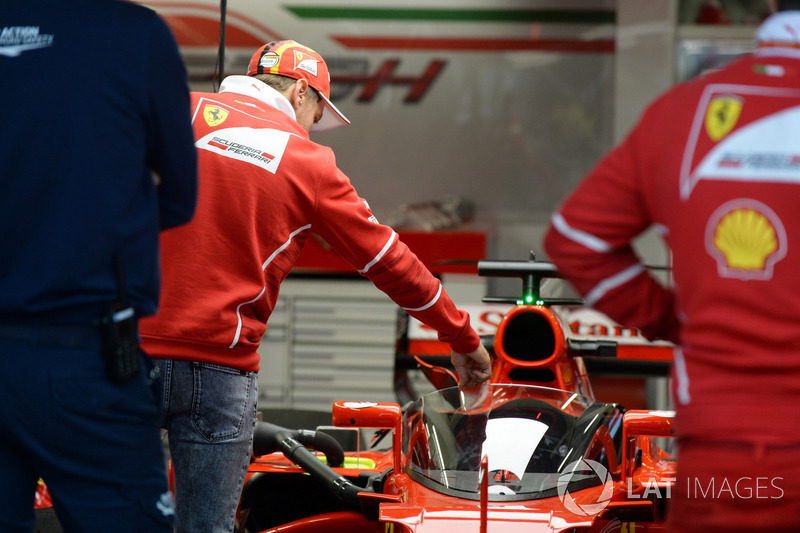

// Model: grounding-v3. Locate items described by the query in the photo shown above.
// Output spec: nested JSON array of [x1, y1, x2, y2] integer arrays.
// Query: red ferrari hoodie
[[139, 76, 479, 371]]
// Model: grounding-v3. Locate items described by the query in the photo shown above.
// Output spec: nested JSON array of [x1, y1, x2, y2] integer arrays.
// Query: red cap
[[247, 40, 350, 131]]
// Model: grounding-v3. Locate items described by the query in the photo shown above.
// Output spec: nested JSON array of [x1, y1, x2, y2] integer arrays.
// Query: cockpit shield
[[403, 384, 623, 501]]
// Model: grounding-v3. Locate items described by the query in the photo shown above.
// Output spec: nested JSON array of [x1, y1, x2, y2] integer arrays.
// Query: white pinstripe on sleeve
[[550, 212, 612, 252], [358, 230, 398, 274], [585, 264, 645, 306], [550, 212, 644, 306], [402, 283, 443, 312]]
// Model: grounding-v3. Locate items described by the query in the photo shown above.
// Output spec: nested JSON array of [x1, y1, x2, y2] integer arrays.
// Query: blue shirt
[[0, 0, 198, 324]]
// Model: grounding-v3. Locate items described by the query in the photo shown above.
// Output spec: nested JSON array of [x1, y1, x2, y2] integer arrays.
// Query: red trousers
[[667, 439, 800, 532]]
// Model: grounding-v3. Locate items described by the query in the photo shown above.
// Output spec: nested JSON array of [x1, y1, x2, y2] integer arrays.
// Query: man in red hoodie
[[139, 40, 491, 533], [544, 3, 800, 531]]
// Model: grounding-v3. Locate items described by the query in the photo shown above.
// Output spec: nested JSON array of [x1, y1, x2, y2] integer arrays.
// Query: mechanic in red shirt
[[138, 40, 491, 533], [544, 3, 800, 531]]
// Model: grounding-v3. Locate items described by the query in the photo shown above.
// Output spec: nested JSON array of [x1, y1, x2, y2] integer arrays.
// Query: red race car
[[237, 258, 676, 533]]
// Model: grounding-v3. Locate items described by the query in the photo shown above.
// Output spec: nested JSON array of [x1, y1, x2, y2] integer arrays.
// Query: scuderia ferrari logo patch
[[196, 126, 291, 174], [203, 105, 230, 127], [705, 95, 742, 141]]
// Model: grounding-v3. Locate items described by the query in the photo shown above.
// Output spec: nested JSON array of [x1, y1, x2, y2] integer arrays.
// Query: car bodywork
[[238, 259, 676, 532]]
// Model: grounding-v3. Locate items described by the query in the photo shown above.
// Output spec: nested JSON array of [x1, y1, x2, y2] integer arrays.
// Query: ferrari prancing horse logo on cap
[[204, 105, 229, 127], [293, 50, 319, 77]]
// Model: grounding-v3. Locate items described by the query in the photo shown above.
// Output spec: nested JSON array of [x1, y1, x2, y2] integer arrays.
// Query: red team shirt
[[140, 76, 479, 371], [544, 48, 800, 443]]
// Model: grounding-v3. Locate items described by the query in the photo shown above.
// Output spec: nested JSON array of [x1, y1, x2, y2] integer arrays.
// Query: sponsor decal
[[680, 85, 800, 199], [338, 59, 446, 103], [293, 50, 319, 77], [705, 198, 786, 280], [362, 200, 380, 223], [156, 490, 175, 517], [34, 479, 52, 508], [342, 401, 379, 409], [205, 137, 275, 162], [259, 51, 281, 70], [196, 127, 290, 174], [0, 26, 54, 57], [753, 63, 785, 77], [203, 105, 230, 127], [705, 95, 742, 141]]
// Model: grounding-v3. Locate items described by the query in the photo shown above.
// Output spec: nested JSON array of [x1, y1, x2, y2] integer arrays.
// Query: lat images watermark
[[626, 475, 785, 501], [557, 459, 784, 516], [557, 459, 614, 516], [682, 476, 784, 500]]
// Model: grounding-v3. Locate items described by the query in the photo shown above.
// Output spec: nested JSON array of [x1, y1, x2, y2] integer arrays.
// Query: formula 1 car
[[237, 257, 677, 533]]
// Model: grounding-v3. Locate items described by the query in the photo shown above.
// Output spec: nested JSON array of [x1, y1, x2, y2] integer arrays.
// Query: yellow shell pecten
[[713, 208, 778, 270]]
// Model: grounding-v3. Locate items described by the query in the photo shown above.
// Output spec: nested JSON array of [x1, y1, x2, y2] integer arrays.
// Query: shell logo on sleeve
[[705, 198, 786, 280]]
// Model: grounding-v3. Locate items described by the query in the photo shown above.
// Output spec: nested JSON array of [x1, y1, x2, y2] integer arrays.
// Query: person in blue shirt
[[0, 1, 197, 531]]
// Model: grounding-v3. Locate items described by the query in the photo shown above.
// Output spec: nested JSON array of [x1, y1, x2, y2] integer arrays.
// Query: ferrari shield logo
[[203, 105, 229, 127], [705, 96, 742, 142]]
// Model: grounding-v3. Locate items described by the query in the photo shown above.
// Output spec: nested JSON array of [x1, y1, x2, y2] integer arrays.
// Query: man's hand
[[451, 344, 492, 388]]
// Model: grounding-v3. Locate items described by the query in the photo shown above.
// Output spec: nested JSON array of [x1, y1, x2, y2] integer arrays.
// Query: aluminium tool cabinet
[[257, 276, 398, 411]]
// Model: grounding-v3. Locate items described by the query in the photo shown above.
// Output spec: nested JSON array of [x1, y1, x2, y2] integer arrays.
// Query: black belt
[[0, 323, 104, 351]]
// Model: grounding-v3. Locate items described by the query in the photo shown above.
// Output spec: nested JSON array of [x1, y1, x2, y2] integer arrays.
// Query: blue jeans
[[0, 331, 173, 533], [154, 359, 258, 533]]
